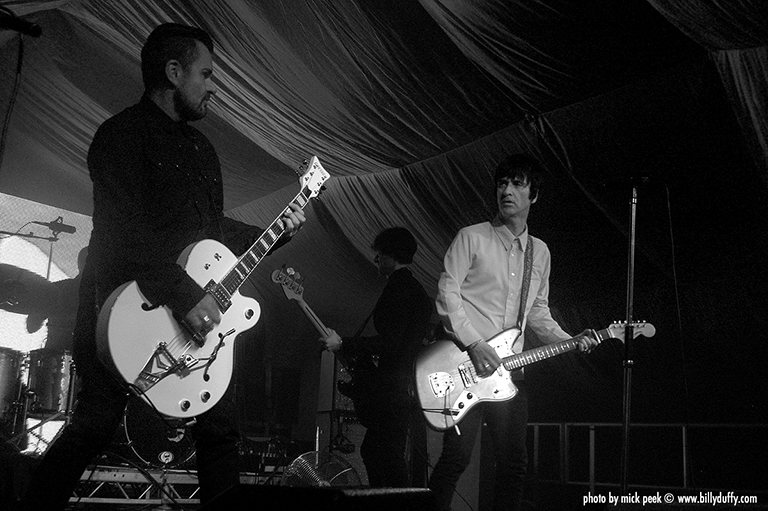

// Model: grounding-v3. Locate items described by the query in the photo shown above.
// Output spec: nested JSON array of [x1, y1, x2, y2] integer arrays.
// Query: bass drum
[[120, 396, 196, 469]]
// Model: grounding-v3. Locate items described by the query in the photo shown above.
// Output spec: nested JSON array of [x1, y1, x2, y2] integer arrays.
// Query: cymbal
[[0, 263, 57, 314]]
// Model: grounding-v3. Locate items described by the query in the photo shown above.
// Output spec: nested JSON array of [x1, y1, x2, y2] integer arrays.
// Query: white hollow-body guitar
[[96, 157, 329, 418], [415, 322, 655, 431]]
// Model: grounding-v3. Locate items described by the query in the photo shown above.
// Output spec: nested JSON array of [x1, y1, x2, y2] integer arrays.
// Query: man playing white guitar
[[20, 23, 313, 511], [428, 154, 599, 511]]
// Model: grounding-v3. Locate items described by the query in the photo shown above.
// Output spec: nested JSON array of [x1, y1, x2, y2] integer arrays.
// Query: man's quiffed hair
[[372, 227, 418, 265], [494, 153, 543, 202], [141, 23, 214, 93]]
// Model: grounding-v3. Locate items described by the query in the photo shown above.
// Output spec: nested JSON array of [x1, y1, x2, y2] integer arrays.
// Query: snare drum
[[27, 349, 74, 415], [0, 347, 22, 420]]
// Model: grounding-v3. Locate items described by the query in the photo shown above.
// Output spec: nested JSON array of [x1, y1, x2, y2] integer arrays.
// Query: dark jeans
[[428, 383, 528, 511], [360, 393, 423, 488], [361, 416, 410, 487], [20, 355, 241, 510]]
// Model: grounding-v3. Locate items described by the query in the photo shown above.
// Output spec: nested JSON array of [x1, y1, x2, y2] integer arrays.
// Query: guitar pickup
[[428, 372, 455, 398], [204, 280, 232, 311]]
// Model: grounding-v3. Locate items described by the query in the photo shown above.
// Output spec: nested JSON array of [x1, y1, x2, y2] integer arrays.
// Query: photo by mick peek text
[[583, 491, 759, 507]]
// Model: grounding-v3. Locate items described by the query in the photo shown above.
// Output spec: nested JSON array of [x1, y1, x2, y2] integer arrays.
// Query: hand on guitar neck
[[271, 262, 378, 365], [319, 328, 343, 353], [467, 328, 598, 377]]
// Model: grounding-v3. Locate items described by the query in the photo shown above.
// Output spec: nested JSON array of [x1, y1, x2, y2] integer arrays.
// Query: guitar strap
[[516, 235, 534, 329]]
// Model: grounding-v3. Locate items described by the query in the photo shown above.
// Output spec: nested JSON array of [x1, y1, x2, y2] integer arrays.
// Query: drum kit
[[0, 345, 77, 453]]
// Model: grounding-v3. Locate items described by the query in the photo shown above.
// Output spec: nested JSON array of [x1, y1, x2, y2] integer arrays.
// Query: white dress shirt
[[436, 215, 570, 356]]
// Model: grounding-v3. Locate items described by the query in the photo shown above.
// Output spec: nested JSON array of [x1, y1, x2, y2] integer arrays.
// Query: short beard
[[173, 88, 206, 122]]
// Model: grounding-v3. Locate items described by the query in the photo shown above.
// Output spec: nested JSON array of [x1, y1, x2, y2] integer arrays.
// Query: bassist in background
[[320, 227, 432, 488], [19, 23, 306, 511], [428, 154, 598, 511]]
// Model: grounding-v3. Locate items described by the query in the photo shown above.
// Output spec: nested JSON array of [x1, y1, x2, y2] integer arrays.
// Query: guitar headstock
[[604, 321, 656, 342], [296, 156, 330, 200], [271, 265, 304, 302]]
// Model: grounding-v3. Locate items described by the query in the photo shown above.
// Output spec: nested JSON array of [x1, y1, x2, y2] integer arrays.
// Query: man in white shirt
[[428, 153, 598, 511]]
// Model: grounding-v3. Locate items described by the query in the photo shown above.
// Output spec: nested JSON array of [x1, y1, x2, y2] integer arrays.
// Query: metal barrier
[[528, 422, 767, 494]]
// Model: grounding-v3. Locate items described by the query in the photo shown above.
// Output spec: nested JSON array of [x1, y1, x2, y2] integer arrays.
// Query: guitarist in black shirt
[[320, 227, 432, 488], [19, 23, 307, 511]]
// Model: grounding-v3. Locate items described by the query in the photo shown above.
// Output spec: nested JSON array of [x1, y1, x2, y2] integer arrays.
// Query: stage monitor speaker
[[201, 485, 434, 511]]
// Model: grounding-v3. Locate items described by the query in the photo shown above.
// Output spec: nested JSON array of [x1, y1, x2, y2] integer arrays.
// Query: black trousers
[[428, 383, 528, 511]]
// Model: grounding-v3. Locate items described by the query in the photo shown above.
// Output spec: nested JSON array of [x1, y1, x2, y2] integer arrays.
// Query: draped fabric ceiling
[[1, 0, 767, 442]]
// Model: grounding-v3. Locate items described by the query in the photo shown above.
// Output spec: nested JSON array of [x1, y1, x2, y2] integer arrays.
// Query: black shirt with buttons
[[84, 95, 268, 321]]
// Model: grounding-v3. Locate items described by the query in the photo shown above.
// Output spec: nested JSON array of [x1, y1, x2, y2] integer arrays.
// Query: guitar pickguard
[[415, 329, 521, 431]]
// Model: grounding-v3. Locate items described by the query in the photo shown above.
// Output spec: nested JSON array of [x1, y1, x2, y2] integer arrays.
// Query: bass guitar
[[96, 157, 329, 418], [415, 322, 655, 431], [271, 265, 377, 406]]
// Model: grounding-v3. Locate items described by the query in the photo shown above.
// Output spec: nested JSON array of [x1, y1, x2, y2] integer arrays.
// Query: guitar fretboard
[[219, 186, 313, 298], [502, 338, 579, 371], [501, 326, 613, 371]]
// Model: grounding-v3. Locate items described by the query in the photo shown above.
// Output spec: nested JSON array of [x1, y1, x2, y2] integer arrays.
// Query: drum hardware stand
[[5, 368, 29, 449], [147, 467, 176, 510]]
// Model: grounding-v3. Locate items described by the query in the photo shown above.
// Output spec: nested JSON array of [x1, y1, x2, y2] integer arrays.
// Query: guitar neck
[[217, 189, 312, 300], [501, 326, 614, 371], [295, 299, 330, 338]]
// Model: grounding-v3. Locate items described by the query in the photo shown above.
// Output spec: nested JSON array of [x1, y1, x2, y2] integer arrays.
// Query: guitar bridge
[[428, 372, 455, 398]]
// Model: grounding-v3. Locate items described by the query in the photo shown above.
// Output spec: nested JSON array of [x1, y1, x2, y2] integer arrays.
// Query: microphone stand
[[619, 179, 643, 494], [0, 229, 61, 242], [0, 225, 63, 279]]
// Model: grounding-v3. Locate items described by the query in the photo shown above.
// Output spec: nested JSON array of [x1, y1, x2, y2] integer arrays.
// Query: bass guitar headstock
[[271, 264, 304, 303]]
